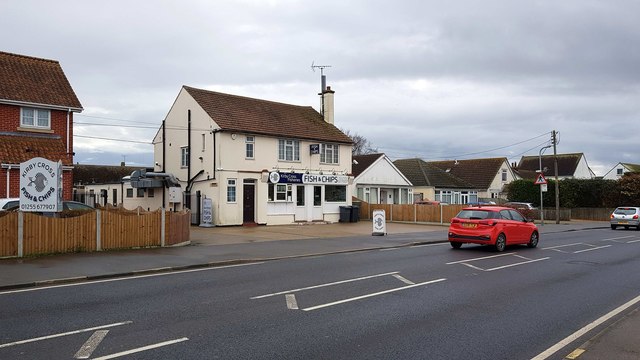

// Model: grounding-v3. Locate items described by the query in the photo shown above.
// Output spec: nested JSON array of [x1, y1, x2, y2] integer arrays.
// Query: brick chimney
[[320, 86, 335, 125]]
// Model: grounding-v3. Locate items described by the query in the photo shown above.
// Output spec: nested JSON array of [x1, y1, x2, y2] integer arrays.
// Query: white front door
[[312, 185, 323, 221], [294, 185, 306, 221]]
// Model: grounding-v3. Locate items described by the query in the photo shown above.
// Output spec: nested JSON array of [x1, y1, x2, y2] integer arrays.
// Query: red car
[[448, 206, 539, 252]]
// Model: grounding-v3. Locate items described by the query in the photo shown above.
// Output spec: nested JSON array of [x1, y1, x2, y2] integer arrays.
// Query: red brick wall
[[0, 104, 20, 131], [0, 104, 73, 153], [1, 167, 72, 200]]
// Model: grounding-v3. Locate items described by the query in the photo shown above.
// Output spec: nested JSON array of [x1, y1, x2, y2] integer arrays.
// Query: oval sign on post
[[372, 209, 386, 236], [19, 157, 62, 212]]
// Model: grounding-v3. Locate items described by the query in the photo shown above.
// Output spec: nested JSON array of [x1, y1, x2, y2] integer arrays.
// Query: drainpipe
[[185, 110, 192, 209], [162, 119, 166, 208], [66, 109, 71, 155], [212, 129, 220, 180]]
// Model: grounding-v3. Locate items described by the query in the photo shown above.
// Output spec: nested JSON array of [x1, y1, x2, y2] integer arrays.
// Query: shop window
[[325, 185, 346, 202], [268, 183, 291, 202]]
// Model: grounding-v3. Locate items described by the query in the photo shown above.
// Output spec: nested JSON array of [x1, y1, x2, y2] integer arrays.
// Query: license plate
[[619, 221, 628, 224], [462, 223, 477, 229]]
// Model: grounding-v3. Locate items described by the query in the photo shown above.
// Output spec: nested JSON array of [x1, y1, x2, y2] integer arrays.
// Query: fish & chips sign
[[20, 157, 63, 212]]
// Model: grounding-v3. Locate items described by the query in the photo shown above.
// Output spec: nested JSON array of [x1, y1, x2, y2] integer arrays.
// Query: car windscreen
[[456, 210, 496, 220], [614, 208, 638, 215]]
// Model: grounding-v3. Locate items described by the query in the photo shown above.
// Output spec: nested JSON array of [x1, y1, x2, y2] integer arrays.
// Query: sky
[[2, 0, 639, 176]]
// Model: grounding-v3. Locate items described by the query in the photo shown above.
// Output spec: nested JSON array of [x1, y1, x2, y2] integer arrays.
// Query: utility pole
[[552, 130, 560, 224]]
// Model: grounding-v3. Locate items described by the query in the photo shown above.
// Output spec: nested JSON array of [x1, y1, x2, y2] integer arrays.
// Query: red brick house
[[0, 51, 82, 199]]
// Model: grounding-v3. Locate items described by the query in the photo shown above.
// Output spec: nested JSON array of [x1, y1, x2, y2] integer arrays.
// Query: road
[[1, 227, 639, 359]]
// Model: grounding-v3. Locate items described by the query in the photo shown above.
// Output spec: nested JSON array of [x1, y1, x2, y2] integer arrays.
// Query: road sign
[[541, 184, 548, 192], [534, 173, 548, 185]]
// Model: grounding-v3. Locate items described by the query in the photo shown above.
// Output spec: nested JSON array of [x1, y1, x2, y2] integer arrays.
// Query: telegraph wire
[[74, 134, 152, 144]]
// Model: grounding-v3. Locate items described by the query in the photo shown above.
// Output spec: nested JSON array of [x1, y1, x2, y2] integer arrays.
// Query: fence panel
[[0, 212, 18, 257], [166, 210, 191, 246], [571, 208, 615, 221], [416, 205, 440, 222], [390, 204, 415, 222], [369, 204, 392, 220], [101, 209, 161, 250], [442, 205, 466, 223], [23, 212, 97, 256]]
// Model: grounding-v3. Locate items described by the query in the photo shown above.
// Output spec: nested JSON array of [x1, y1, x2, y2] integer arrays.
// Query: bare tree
[[341, 128, 378, 155]]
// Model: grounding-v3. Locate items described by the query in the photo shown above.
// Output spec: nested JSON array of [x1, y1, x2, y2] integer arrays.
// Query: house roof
[[428, 157, 508, 189], [393, 158, 476, 189], [0, 51, 82, 110], [0, 132, 72, 165], [183, 86, 352, 144], [352, 153, 384, 177], [73, 164, 149, 185], [517, 153, 584, 178], [622, 163, 640, 173]]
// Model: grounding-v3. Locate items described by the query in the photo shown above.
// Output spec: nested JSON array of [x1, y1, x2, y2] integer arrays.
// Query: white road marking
[[600, 235, 635, 242], [251, 271, 399, 299], [483, 257, 550, 271], [74, 330, 109, 359], [302, 278, 447, 311], [392, 274, 415, 285], [379, 248, 399, 252], [0, 321, 132, 349], [446, 253, 514, 265], [513, 254, 533, 261], [573, 245, 612, 254], [531, 293, 640, 360], [410, 243, 448, 248], [91, 337, 189, 360], [627, 239, 640, 243], [461, 263, 485, 271], [542, 243, 582, 250], [285, 294, 299, 310], [0, 262, 264, 295]]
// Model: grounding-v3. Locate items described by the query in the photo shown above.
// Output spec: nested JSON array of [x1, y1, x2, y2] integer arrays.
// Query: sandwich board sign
[[19, 157, 63, 212], [372, 209, 386, 236]]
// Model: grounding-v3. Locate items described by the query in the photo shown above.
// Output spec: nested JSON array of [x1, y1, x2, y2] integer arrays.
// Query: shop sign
[[19, 157, 62, 212], [310, 144, 320, 154], [270, 172, 303, 183], [270, 172, 349, 185]]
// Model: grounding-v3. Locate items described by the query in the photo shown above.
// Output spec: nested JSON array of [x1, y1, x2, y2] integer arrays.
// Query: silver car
[[610, 207, 640, 230]]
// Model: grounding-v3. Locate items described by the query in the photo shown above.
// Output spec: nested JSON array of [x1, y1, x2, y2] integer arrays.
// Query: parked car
[[448, 206, 539, 252], [0, 198, 19, 211], [610, 207, 640, 230], [504, 202, 537, 210]]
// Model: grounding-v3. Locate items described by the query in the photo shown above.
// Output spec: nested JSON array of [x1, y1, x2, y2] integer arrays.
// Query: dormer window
[[21, 108, 50, 129]]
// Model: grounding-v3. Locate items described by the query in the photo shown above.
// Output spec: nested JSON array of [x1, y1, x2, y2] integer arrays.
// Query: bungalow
[[394, 158, 478, 204], [152, 85, 353, 225], [602, 162, 640, 180], [352, 153, 413, 204], [515, 153, 595, 180]]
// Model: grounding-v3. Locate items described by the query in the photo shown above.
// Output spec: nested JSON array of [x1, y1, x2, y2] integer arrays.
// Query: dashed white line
[[91, 337, 189, 360], [542, 243, 582, 250], [251, 271, 399, 299], [446, 253, 514, 265], [302, 278, 447, 311], [574, 245, 612, 253], [285, 294, 299, 310], [483, 257, 550, 271], [392, 274, 415, 285], [74, 330, 109, 359], [0, 321, 132, 349], [627, 239, 640, 243], [600, 235, 635, 242]]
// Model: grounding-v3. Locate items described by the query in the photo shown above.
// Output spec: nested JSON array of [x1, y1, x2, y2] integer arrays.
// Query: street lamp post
[[539, 145, 552, 225]]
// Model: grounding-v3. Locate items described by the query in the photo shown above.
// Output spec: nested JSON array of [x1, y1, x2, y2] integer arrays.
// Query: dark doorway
[[243, 180, 256, 224]]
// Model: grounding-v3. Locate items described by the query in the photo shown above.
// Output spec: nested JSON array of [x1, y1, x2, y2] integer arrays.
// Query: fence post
[[96, 209, 101, 251], [161, 208, 166, 247], [390, 205, 393, 222], [17, 211, 23, 258], [414, 204, 417, 223], [440, 204, 443, 224]]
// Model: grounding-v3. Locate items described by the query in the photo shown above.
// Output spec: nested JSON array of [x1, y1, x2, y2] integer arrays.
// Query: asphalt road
[[1, 228, 639, 359]]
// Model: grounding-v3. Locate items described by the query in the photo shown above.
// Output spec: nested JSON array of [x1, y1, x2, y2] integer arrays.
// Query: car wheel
[[527, 231, 539, 248], [495, 233, 506, 252], [450, 241, 462, 249], [611, 225, 617, 230]]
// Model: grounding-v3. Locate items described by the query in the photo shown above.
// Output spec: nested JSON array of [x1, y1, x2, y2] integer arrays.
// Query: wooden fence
[[355, 201, 610, 224], [0, 208, 190, 258]]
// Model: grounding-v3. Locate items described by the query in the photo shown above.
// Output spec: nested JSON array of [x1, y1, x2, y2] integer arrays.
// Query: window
[[181, 147, 189, 168], [227, 179, 237, 202], [296, 185, 305, 206], [502, 169, 507, 182], [21, 108, 50, 129], [320, 144, 339, 164], [148, 188, 155, 198], [278, 139, 299, 162], [246, 136, 255, 159], [508, 210, 525, 222], [325, 185, 346, 202], [617, 168, 624, 175], [112, 189, 118, 205], [126, 188, 133, 198], [137, 188, 145, 198], [268, 183, 291, 202], [202, 134, 206, 151]]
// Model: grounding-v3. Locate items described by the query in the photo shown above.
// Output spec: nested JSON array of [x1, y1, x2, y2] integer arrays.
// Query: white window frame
[[246, 136, 255, 159], [21, 107, 51, 129], [227, 179, 237, 203], [502, 169, 508, 182], [181, 147, 189, 168], [320, 143, 339, 164], [278, 139, 300, 162]]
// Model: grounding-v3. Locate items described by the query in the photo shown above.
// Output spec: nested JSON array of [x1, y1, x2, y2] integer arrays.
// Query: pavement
[[1, 219, 638, 359]]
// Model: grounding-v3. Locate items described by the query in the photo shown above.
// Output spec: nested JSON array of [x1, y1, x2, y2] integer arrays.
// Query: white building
[[602, 162, 640, 180], [352, 153, 413, 204], [516, 153, 596, 180], [152, 85, 353, 226]]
